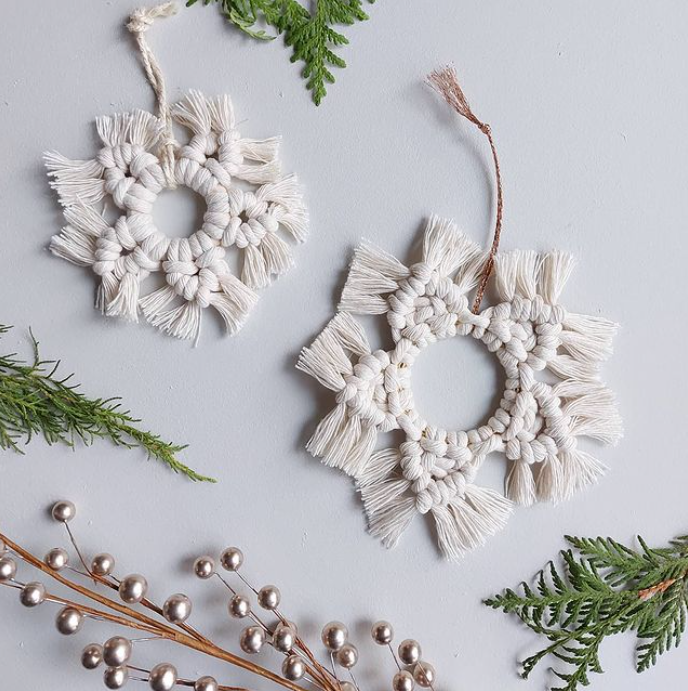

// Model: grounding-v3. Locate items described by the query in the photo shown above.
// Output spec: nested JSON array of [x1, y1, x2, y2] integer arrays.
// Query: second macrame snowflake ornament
[[298, 69, 622, 561], [45, 4, 307, 342]]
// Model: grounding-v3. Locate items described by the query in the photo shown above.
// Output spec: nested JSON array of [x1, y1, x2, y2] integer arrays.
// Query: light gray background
[[1, 2, 687, 690]]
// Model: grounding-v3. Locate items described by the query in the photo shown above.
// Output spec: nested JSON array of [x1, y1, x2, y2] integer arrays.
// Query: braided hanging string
[[126, 1, 179, 188], [427, 66, 504, 314]]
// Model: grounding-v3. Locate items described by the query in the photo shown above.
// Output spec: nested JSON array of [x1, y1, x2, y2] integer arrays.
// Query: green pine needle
[[187, 0, 375, 105], [0, 325, 215, 483], [485, 534, 688, 691]]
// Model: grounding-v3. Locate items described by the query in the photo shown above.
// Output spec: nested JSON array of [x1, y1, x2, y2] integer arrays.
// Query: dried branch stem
[[0, 531, 339, 691]]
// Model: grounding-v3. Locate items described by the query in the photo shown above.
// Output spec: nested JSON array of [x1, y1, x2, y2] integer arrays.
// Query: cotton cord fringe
[[45, 3, 308, 342], [298, 217, 622, 561]]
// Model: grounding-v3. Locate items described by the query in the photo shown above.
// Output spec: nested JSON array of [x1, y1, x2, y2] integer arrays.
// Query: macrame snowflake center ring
[[298, 67, 622, 561], [45, 4, 308, 342]]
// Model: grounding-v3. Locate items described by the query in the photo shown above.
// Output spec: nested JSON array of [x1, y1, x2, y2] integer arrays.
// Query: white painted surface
[[1, 2, 687, 690]]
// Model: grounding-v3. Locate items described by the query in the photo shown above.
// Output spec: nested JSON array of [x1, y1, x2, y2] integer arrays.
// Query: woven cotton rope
[[298, 218, 622, 560], [298, 66, 622, 561], [45, 4, 307, 342]]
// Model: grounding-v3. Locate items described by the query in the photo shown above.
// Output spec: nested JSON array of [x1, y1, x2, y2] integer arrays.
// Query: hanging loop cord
[[427, 66, 504, 314], [127, 1, 179, 188]]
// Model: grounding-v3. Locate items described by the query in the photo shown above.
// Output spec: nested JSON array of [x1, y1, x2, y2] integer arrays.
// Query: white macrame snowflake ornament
[[298, 217, 622, 560], [46, 91, 307, 341]]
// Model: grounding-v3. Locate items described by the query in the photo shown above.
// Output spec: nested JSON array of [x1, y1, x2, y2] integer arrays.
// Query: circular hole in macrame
[[411, 332, 502, 432], [151, 186, 206, 239], [298, 216, 622, 561]]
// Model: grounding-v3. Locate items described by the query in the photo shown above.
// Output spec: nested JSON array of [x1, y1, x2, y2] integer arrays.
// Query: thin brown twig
[[97, 574, 209, 646], [1, 583, 161, 634], [427, 65, 504, 314], [0, 531, 339, 691], [638, 576, 681, 600]]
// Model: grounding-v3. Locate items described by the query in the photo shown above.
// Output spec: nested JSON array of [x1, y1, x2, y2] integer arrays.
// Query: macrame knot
[[127, 2, 178, 35], [127, 10, 156, 34], [335, 350, 393, 429], [414, 471, 468, 514], [222, 190, 274, 248]]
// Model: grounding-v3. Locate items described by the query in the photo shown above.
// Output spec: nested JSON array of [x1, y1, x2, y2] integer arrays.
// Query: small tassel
[[219, 272, 258, 310], [297, 313, 369, 391], [172, 91, 212, 135], [139, 285, 177, 320], [505, 460, 536, 506], [338, 242, 410, 314], [239, 137, 280, 163], [495, 251, 539, 301], [563, 386, 622, 445], [553, 379, 606, 399], [561, 385, 617, 415], [44, 152, 105, 207], [209, 293, 244, 335], [96, 273, 119, 313], [242, 244, 270, 289], [260, 232, 294, 278], [63, 201, 110, 238], [515, 251, 539, 299], [360, 468, 416, 548], [327, 311, 371, 357], [454, 242, 488, 294], [50, 227, 96, 267], [432, 484, 513, 561], [559, 328, 615, 363], [147, 300, 202, 341], [106, 272, 140, 322], [235, 159, 281, 185], [369, 497, 417, 549], [309, 411, 376, 477], [548, 354, 601, 381], [356, 448, 402, 490], [495, 252, 517, 301], [539, 251, 575, 304], [258, 175, 303, 206], [558, 449, 607, 499], [96, 113, 132, 146], [128, 110, 163, 149], [297, 329, 351, 390], [209, 94, 236, 132], [209, 277, 258, 335], [535, 454, 562, 502], [275, 204, 309, 243], [306, 403, 348, 458], [422, 215, 483, 277], [568, 411, 623, 445], [319, 414, 363, 473], [564, 312, 618, 344]]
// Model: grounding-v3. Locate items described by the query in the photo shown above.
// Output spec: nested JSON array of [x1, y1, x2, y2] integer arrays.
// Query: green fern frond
[[485, 534, 688, 691], [187, 0, 376, 105]]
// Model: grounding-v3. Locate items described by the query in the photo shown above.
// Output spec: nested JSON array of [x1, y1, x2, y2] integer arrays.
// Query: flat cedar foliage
[[187, 0, 376, 105], [486, 534, 688, 691]]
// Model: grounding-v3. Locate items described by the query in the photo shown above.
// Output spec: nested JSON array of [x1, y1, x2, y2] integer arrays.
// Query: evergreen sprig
[[0, 325, 214, 483], [187, 0, 376, 105], [485, 534, 688, 691]]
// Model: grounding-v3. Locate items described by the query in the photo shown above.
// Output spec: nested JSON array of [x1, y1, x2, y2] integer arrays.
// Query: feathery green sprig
[[0, 325, 214, 483], [485, 534, 688, 691], [187, 0, 376, 105]]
